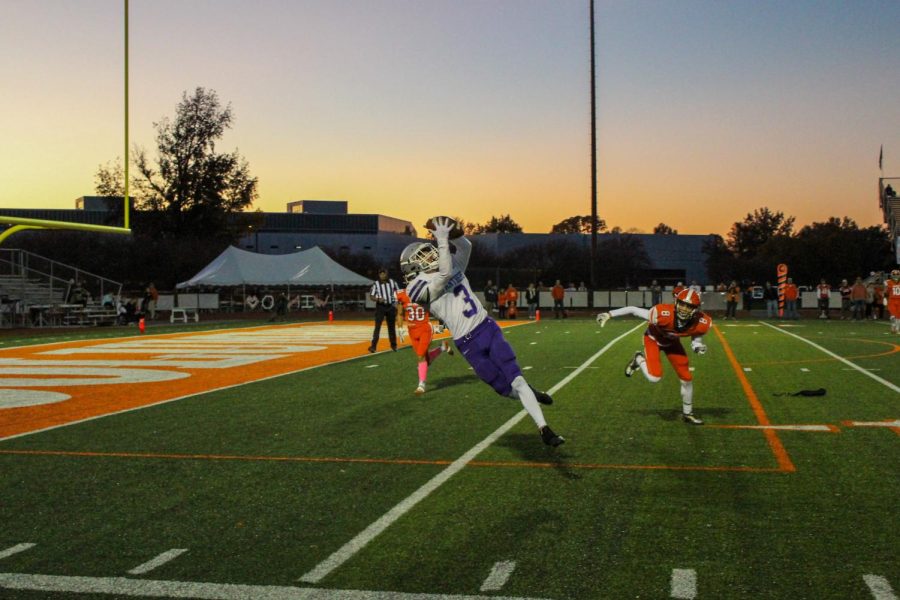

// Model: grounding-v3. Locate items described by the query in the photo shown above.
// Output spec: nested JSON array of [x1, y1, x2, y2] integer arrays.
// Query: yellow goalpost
[[0, 0, 132, 245]]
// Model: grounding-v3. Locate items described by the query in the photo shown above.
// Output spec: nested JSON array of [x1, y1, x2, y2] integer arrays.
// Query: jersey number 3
[[453, 284, 479, 317]]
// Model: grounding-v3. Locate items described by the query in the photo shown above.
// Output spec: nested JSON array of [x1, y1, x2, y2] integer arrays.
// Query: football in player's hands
[[424, 216, 464, 239]]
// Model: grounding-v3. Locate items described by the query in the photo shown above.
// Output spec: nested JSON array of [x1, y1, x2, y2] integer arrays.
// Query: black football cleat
[[625, 351, 644, 377], [540, 425, 565, 447], [529, 385, 553, 405], [682, 412, 704, 425]]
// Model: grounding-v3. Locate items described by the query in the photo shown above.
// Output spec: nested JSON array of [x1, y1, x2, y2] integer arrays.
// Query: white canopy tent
[[176, 246, 372, 310]]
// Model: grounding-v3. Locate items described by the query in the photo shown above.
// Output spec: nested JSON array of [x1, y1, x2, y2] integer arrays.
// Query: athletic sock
[[510, 376, 547, 429], [417, 361, 428, 383], [681, 380, 694, 414]]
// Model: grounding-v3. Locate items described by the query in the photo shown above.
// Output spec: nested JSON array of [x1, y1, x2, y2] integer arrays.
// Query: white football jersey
[[405, 238, 486, 339]]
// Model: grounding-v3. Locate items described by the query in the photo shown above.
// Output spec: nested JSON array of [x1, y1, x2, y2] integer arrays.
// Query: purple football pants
[[454, 318, 523, 396]]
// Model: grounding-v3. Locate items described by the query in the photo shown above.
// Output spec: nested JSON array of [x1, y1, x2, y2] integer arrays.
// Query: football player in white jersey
[[400, 217, 564, 446]]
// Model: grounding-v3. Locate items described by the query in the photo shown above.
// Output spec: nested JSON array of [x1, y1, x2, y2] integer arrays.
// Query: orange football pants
[[643, 334, 692, 381]]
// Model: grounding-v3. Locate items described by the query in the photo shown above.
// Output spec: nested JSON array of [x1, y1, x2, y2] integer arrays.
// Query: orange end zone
[[0, 322, 417, 440]]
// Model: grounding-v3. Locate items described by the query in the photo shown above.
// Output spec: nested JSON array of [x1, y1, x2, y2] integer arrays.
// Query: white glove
[[397, 326, 408, 343], [691, 339, 707, 355], [431, 322, 445, 334], [596, 312, 611, 327], [430, 216, 455, 240]]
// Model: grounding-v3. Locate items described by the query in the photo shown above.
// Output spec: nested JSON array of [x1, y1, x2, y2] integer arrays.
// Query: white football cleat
[[441, 340, 454, 355], [415, 383, 426, 396], [596, 312, 611, 327]]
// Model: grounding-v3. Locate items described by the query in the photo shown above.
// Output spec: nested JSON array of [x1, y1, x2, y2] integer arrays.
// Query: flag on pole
[[879, 145, 883, 171]]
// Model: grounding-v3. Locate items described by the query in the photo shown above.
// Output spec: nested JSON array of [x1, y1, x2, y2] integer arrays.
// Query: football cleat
[[529, 384, 553, 405], [540, 425, 565, 447], [596, 312, 611, 327], [625, 351, 644, 377], [415, 383, 426, 396], [441, 340, 454, 356], [682, 412, 704, 425]]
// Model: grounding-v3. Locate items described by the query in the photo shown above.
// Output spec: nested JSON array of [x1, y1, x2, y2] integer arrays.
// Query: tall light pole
[[589, 0, 598, 290]]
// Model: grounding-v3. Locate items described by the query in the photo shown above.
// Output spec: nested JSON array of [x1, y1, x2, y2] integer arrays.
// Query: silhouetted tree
[[550, 215, 607, 234], [653, 223, 678, 235], [471, 214, 523, 234], [96, 87, 258, 240], [726, 207, 795, 258]]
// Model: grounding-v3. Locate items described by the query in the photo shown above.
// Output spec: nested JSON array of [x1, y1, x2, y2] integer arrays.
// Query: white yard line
[[126, 549, 188, 575], [670, 568, 697, 599], [0, 544, 35, 561], [760, 322, 900, 394], [671, 569, 697, 600], [0, 573, 549, 600], [863, 575, 898, 600], [298, 323, 644, 584], [480, 561, 516, 592]]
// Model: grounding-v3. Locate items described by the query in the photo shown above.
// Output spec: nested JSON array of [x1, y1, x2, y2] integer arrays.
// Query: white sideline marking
[[0, 544, 35, 560], [365, 364, 380, 369], [801, 368, 810, 372], [126, 548, 188, 575], [864, 575, 898, 600], [761, 322, 900, 394], [480, 560, 516, 592], [298, 323, 645, 584], [670, 568, 697, 599], [846, 419, 900, 429], [523, 366, 533, 370], [719, 424, 834, 432], [743, 367, 752, 372], [0, 573, 549, 600]]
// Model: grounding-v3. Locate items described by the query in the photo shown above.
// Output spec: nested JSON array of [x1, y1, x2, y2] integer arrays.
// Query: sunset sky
[[1, 0, 898, 236]]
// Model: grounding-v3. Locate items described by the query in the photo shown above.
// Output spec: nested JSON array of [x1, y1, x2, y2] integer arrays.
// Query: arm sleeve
[[609, 306, 651, 320], [451, 236, 472, 272]]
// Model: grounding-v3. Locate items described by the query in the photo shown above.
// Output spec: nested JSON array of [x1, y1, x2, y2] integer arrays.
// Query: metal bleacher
[[0, 249, 122, 328]]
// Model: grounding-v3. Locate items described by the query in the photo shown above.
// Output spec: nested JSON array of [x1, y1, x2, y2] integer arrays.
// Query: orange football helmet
[[675, 288, 702, 322]]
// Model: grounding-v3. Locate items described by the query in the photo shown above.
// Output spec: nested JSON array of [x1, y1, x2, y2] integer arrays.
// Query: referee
[[368, 268, 400, 352]]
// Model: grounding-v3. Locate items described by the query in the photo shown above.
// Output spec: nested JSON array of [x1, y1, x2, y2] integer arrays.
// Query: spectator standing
[[865, 277, 876, 319], [505, 284, 519, 319], [673, 281, 686, 299], [872, 278, 885, 320], [650, 280, 662, 306], [816, 279, 831, 319], [497, 286, 508, 319], [525, 283, 539, 320], [764, 282, 779, 318], [724, 280, 740, 320], [689, 280, 702, 295], [368, 268, 400, 352], [145, 283, 159, 320], [551, 280, 566, 319], [577, 281, 588, 292], [839, 279, 852, 319], [484, 280, 498, 316], [783, 278, 799, 320], [850, 277, 867, 321]]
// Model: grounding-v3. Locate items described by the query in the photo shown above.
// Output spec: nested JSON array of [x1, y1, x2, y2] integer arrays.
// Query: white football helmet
[[400, 242, 439, 283]]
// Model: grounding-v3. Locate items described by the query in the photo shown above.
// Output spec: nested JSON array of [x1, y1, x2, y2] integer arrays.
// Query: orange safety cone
[[139, 317, 146, 333], [535, 309, 541, 322], [328, 310, 334, 322]]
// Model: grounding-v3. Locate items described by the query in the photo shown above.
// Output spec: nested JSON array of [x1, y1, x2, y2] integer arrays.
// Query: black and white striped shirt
[[369, 278, 399, 306]]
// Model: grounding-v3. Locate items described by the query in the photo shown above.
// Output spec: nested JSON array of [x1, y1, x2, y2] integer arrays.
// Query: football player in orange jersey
[[885, 269, 900, 334], [596, 288, 711, 424], [396, 288, 453, 395]]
